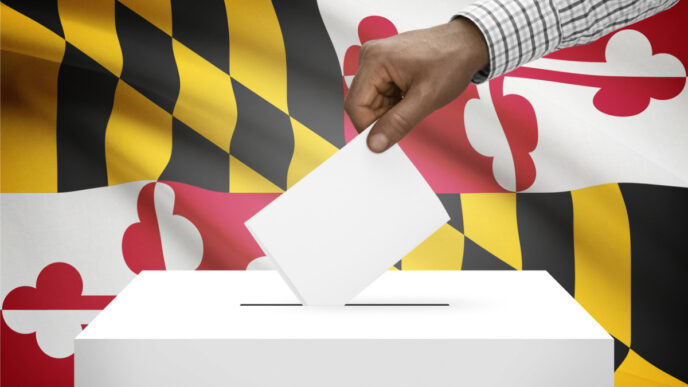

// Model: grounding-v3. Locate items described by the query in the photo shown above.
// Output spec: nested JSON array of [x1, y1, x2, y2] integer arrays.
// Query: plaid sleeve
[[456, 0, 680, 83]]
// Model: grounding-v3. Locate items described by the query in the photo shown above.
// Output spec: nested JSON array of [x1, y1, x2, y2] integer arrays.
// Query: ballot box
[[75, 271, 613, 387]]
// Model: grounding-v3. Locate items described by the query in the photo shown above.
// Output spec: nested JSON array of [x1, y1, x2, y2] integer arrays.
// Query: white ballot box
[[75, 271, 613, 387]]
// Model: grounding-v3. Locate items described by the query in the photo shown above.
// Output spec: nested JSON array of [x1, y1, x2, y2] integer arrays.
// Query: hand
[[344, 17, 489, 153]]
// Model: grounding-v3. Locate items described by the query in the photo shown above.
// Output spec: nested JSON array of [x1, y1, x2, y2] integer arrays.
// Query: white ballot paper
[[245, 128, 449, 305]]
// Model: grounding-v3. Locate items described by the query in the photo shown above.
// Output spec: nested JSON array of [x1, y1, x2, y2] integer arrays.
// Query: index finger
[[344, 62, 385, 133]]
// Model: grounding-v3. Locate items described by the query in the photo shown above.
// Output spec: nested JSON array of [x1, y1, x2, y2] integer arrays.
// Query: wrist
[[446, 17, 490, 78]]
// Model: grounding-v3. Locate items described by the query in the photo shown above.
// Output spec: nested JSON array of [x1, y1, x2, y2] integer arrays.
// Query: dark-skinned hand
[[344, 17, 489, 153]]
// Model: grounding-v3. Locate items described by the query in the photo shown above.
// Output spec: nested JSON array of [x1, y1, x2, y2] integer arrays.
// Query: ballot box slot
[[240, 303, 450, 307]]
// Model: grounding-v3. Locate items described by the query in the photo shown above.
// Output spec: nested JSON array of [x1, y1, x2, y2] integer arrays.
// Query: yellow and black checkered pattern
[[1, 1, 686, 386], [1, 0, 343, 194], [402, 185, 688, 386]]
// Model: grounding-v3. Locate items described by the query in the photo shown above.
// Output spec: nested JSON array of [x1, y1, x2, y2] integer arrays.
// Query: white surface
[[78, 271, 608, 339], [245, 128, 449, 305], [76, 271, 613, 387]]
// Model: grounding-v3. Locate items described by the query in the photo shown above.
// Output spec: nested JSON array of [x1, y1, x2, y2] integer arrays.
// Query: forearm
[[457, 0, 680, 82]]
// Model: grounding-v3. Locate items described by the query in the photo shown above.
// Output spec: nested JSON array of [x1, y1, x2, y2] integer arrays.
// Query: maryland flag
[[1, 0, 687, 386]]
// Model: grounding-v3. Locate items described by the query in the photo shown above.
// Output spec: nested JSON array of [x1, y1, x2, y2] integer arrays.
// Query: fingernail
[[369, 133, 390, 152]]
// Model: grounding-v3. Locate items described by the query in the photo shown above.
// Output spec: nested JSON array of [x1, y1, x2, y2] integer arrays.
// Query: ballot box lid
[[77, 270, 611, 341]]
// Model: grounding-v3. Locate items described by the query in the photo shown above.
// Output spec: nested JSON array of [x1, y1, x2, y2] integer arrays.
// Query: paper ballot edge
[[244, 221, 310, 304], [244, 129, 377, 305], [244, 128, 450, 305]]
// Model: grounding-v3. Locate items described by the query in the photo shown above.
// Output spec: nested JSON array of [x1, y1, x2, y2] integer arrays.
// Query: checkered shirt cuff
[[456, 0, 562, 83]]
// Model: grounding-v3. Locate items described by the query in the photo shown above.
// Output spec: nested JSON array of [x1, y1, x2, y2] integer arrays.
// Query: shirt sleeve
[[456, 0, 680, 83]]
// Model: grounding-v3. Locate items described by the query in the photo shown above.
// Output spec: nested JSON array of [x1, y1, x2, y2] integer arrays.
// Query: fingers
[[367, 88, 433, 153], [345, 43, 404, 133], [345, 41, 430, 151], [344, 63, 380, 133]]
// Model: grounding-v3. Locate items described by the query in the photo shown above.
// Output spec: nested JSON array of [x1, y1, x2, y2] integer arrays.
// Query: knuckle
[[410, 85, 442, 111], [360, 41, 381, 59], [344, 96, 354, 113], [414, 84, 437, 103], [359, 43, 369, 59], [385, 111, 413, 139]]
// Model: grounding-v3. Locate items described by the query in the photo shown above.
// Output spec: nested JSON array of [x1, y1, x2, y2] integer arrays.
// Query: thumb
[[366, 89, 432, 153]]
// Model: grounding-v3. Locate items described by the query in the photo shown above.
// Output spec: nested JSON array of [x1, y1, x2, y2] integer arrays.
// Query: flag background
[[1, 0, 687, 386]]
